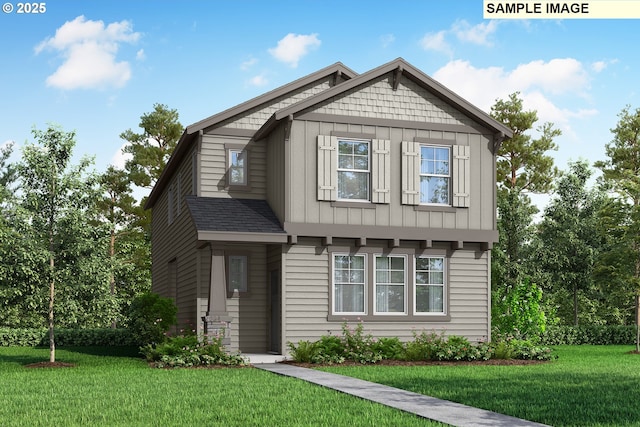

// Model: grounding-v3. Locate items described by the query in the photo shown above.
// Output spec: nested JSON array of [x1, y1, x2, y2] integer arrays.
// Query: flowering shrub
[[140, 330, 247, 368]]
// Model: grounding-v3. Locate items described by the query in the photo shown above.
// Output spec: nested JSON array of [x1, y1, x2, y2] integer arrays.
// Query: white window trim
[[419, 144, 451, 206], [414, 256, 447, 316], [332, 253, 367, 315], [337, 139, 371, 202], [373, 254, 408, 315]]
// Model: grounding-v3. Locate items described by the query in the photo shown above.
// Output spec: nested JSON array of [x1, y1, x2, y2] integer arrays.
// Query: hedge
[[540, 325, 637, 345], [0, 327, 137, 347]]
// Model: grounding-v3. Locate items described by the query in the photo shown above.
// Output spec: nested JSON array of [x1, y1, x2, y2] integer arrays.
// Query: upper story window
[[317, 135, 390, 204], [420, 146, 450, 205], [228, 149, 247, 186], [337, 139, 370, 201]]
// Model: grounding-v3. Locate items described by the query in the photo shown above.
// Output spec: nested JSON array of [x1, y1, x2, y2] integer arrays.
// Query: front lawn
[[320, 345, 640, 427], [0, 347, 443, 427]]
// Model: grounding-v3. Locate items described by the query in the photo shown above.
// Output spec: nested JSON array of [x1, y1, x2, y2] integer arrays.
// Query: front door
[[269, 268, 281, 353]]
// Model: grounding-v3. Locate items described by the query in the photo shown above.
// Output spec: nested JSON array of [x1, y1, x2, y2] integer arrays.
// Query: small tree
[[18, 125, 104, 362]]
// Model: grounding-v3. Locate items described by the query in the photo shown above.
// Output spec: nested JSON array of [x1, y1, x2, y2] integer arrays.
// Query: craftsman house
[[145, 58, 512, 354]]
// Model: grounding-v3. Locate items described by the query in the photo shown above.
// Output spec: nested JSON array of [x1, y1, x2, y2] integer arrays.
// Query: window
[[228, 149, 247, 186], [333, 254, 366, 314], [415, 257, 445, 314], [337, 139, 370, 200], [420, 145, 450, 205], [375, 255, 406, 314], [227, 255, 248, 293]]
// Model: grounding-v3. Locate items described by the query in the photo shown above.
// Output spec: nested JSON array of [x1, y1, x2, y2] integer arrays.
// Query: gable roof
[[145, 62, 357, 209], [254, 57, 513, 141]]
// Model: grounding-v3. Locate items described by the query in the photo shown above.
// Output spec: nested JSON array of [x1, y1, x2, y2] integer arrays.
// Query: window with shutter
[[317, 135, 337, 201]]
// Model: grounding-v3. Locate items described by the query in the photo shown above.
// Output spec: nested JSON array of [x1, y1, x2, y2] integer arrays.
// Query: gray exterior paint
[[147, 58, 511, 354]]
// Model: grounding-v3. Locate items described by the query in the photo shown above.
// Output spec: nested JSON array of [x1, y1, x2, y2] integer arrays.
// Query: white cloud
[[432, 58, 596, 136], [380, 34, 395, 48], [136, 49, 146, 61], [420, 31, 452, 56], [240, 57, 258, 70], [247, 74, 268, 87], [111, 142, 132, 169], [268, 33, 320, 67], [35, 15, 141, 90], [452, 20, 499, 46]]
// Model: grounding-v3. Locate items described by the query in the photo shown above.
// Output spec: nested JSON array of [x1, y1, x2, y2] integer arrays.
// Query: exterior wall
[[282, 238, 490, 347], [287, 119, 496, 231], [150, 145, 199, 330], [200, 134, 266, 200], [219, 77, 333, 130], [314, 75, 478, 127], [265, 123, 286, 222]]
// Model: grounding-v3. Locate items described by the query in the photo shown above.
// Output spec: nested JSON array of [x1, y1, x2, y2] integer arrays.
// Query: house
[[144, 58, 512, 354]]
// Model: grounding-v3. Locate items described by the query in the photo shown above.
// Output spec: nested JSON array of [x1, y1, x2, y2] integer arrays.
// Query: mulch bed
[[281, 358, 547, 368]]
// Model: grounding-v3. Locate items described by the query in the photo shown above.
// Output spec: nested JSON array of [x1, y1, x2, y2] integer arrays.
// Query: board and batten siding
[[200, 134, 266, 199], [288, 120, 495, 231], [151, 145, 199, 329], [265, 123, 286, 222], [282, 238, 490, 346]]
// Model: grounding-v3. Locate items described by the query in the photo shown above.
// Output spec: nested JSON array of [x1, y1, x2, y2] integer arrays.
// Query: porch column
[[202, 246, 232, 345]]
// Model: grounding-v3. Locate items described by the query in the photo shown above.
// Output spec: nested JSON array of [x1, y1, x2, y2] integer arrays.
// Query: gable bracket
[[493, 132, 506, 153], [332, 70, 342, 86], [285, 114, 294, 142], [392, 66, 403, 91]]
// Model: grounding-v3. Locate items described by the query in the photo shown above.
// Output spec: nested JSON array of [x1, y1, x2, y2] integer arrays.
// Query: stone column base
[[202, 314, 232, 346]]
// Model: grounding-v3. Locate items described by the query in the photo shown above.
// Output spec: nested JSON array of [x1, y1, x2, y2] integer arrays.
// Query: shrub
[[371, 337, 404, 360], [126, 292, 177, 346], [0, 327, 136, 347], [340, 322, 382, 364], [141, 331, 247, 368], [493, 279, 547, 340], [403, 330, 445, 361], [287, 340, 318, 363], [541, 325, 636, 345]]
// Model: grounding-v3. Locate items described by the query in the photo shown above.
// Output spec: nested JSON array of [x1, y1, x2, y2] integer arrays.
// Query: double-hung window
[[415, 256, 445, 314], [420, 145, 450, 205], [374, 255, 406, 314], [228, 149, 247, 186], [333, 254, 366, 314], [337, 139, 370, 201]]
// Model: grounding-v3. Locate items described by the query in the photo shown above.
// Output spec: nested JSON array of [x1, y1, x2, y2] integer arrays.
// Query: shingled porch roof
[[185, 196, 287, 243]]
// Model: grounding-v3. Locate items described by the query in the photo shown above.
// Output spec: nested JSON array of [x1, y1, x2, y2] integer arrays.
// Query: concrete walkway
[[256, 363, 550, 427]]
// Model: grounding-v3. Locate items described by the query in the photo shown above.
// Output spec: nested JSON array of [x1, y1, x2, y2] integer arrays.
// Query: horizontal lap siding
[[151, 146, 198, 330], [283, 239, 489, 346], [200, 135, 266, 199]]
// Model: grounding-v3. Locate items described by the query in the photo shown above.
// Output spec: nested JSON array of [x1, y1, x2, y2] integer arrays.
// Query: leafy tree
[[595, 105, 640, 351], [490, 93, 561, 289], [121, 103, 183, 189], [17, 125, 111, 362], [537, 160, 603, 326]]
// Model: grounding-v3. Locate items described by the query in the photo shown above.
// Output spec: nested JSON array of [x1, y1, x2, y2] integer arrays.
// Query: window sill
[[413, 205, 458, 213], [225, 184, 252, 192], [327, 314, 451, 322], [331, 201, 377, 209]]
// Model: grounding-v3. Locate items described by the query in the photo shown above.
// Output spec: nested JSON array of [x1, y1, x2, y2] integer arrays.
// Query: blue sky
[[1, 0, 639, 207]]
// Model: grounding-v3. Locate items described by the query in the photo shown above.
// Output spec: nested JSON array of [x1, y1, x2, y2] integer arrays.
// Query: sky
[[1, 0, 639, 208]]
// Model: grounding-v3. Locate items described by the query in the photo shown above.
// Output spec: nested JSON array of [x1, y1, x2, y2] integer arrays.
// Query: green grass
[[320, 345, 640, 427], [0, 347, 443, 427]]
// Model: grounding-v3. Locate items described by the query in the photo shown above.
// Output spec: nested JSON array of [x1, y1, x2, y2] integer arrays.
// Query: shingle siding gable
[[310, 75, 478, 127], [216, 78, 333, 131]]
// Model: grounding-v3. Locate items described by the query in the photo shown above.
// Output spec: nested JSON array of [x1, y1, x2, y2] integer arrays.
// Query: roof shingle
[[186, 196, 285, 234]]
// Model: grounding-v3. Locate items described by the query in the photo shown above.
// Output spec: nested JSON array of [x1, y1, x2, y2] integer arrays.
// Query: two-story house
[[144, 58, 512, 355]]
